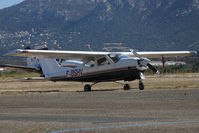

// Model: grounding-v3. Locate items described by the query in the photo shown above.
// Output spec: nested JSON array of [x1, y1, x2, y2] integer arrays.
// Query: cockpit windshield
[[108, 54, 131, 63]]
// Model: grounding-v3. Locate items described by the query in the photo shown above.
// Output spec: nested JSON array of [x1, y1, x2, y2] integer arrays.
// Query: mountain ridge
[[0, 0, 199, 54]]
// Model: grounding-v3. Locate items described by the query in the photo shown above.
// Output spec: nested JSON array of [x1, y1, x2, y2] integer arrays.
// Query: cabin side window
[[85, 60, 95, 68], [97, 57, 107, 66]]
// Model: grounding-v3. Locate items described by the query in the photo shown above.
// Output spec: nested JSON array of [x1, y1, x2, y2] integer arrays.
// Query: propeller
[[130, 49, 143, 59], [130, 49, 160, 74], [147, 63, 160, 74]]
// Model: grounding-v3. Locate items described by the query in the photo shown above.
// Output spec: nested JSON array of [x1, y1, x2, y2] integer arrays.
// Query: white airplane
[[1, 48, 197, 91]]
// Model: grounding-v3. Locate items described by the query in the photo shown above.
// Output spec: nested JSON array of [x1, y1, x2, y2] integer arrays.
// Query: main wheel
[[84, 84, 91, 92], [123, 84, 131, 90], [139, 81, 144, 90]]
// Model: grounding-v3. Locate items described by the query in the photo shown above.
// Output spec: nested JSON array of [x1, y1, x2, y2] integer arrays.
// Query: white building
[[150, 61, 186, 66]]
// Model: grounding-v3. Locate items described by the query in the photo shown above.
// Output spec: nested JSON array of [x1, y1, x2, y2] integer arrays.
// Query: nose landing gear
[[139, 80, 144, 90]]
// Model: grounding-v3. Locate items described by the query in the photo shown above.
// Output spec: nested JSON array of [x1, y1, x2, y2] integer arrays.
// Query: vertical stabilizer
[[26, 44, 48, 70], [38, 58, 60, 76]]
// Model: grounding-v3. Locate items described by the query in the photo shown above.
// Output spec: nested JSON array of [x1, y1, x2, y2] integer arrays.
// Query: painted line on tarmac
[[50, 120, 199, 133]]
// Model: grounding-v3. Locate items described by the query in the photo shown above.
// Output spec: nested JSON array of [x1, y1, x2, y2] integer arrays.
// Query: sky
[[0, 0, 25, 9]]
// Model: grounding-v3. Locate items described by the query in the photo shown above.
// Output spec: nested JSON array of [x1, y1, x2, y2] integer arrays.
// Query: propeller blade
[[130, 49, 142, 59], [147, 63, 160, 74]]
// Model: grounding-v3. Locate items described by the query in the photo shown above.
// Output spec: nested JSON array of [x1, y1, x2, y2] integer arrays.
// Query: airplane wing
[[4, 49, 197, 61], [0, 64, 41, 73], [4, 49, 107, 61]]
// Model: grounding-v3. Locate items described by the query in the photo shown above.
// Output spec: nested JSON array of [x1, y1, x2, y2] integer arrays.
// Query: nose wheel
[[139, 80, 144, 90]]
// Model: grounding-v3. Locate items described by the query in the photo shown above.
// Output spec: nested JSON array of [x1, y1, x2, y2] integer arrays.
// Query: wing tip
[[3, 49, 24, 56]]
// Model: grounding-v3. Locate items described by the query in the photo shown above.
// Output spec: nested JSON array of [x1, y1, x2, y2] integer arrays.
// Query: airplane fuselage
[[49, 57, 147, 82]]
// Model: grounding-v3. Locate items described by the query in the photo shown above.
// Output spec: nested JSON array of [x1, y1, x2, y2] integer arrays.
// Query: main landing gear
[[123, 84, 131, 90], [84, 82, 98, 92], [84, 84, 91, 92]]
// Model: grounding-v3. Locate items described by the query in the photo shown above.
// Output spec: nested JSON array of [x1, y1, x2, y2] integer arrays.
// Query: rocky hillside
[[0, 0, 199, 54]]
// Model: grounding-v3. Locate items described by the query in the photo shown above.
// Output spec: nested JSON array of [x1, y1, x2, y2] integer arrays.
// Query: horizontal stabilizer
[[20, 77, 50, 82], [0, 64, 41, 73]]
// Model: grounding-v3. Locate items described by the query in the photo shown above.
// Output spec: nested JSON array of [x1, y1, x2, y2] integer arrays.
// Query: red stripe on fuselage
[[51, 66, 137, 80]]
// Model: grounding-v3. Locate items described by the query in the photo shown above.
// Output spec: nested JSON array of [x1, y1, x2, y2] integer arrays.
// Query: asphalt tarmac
[[0, 88, 199, 133]]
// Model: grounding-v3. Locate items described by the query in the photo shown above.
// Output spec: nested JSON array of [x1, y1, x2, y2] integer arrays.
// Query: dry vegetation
[[0, 73, 198, 95]]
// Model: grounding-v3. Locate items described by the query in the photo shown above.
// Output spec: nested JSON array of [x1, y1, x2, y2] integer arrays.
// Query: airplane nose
[[138, 58, 151, 67], [138, 58, 160, 74]]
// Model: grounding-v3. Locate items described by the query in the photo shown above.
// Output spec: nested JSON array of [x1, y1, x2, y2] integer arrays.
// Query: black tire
[[123, 84, 130, 90], [139, 82, 144, 90], [84, 84, 91, 92]]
